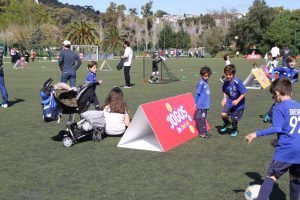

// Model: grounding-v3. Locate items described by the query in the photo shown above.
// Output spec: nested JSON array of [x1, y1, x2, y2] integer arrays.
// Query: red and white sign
[[117, 93, 210, 152]]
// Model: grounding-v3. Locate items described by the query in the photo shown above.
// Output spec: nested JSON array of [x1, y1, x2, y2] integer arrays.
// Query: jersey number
[[289, 116, 300, 134]]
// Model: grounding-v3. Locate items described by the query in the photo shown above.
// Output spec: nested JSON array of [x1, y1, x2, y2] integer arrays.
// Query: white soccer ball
[[244, 184, 261, 200]]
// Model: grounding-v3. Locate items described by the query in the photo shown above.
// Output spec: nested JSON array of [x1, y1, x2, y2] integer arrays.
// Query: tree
[[141, 0, 153, 17], [0, 0, 54, 30], [64, 19, 100, 45], [29, 26, 46, 52], [129, 8, 137, 15], [158, 25, 175, 49], [264, 10, 300, 55], [174, 29, 191, 49], [155, 10, 169, 18], [102, 27, 126, 54]]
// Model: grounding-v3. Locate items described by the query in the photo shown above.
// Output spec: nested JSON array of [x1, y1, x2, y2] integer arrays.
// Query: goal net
[[143, 56, 180, 84], [71, 45, 99, 61]]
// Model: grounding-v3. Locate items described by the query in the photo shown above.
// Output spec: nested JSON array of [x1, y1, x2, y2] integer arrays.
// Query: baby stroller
[[63, 110, 106, 147], [40, 78, 106, 147]]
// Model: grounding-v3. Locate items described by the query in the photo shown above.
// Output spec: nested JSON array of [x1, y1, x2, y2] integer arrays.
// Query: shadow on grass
[[215, 125, 232, 135], [244, 172, 286, 200], [8, 97, 25, 106], [51, 130, 94, 144]]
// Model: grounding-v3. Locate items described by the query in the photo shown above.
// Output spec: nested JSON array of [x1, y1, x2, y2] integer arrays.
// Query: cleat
[[230, 130, 239, 137], [220, 122, 231, 133]]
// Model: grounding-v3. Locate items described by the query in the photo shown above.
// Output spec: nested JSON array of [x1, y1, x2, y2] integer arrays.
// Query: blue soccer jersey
[[195, 79, 210, 109], [86, 71, 97, 90], [272, 66, 298, 82], [222, 76, 247, 110], [256, 99, 300, 164]]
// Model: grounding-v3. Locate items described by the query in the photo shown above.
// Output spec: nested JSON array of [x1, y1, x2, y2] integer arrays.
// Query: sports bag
[[41, 91, 60, 122]]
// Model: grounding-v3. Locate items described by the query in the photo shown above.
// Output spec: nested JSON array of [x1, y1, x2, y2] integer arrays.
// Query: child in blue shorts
[[245, 78, 300, 200], [194, 66, 212, 138], [220, 64, 247, 137]]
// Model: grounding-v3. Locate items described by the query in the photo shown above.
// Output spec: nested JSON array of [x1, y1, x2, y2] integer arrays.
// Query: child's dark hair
[[224, 64, 236, 75], [286, 56, 296, 64], [253, 63, 258, 67], [270, 78, 292, 96], [87, 61, 98, 69], [223, 54, 229, 61], [200, 66, 212, 76], [124, 40, 130, 47]]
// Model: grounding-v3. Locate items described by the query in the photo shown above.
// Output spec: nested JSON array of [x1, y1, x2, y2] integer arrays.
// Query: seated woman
[[102, 87, 130, 135]]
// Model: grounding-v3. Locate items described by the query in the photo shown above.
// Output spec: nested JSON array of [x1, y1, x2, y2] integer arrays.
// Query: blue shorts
[[222, 106, 244, 121], [266, 160, 300, 179]]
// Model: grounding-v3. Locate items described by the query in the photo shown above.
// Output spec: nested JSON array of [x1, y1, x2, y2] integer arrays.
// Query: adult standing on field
[[270, 44, 280, 61], [58, 40, 82, 87], [0, 46, 8, 108], [121, 41, 133, 88]]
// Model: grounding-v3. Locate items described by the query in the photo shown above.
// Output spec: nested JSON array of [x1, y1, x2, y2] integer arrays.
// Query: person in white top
[[102, 87, 130, 135], [270, 45, 280, 61], [121, 41, 133, 88]]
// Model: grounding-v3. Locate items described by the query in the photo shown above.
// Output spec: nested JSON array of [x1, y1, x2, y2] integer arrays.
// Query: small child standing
[[86, 61, 102, 110], [220, 64, 247, 137], [149, 52, 162, 83], [220, 54, 231, 82], [245, 78, 300, 200], [194, 66, 212, 138]]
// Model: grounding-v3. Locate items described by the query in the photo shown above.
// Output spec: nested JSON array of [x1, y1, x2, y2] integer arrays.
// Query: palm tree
[[64, 19, 100, 45], [102, 27, 125, 54]]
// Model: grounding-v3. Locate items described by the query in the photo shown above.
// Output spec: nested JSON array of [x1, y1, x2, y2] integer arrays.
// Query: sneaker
[[148, 79, 153, 83], [199, 134, 206, 138], [230, 130, 239, 137], [1, 104, 8, 108], [123, 85, 131, 88], [220, 122, 231, 133], [263, 114, 272, 123]]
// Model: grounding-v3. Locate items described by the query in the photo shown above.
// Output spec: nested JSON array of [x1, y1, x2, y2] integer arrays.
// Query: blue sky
[[58, 0, 299, 15]]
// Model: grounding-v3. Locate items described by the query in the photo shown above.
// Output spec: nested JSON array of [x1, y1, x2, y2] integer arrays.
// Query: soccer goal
[[71, 45, 99, 61], [143, 56, 180, 84]]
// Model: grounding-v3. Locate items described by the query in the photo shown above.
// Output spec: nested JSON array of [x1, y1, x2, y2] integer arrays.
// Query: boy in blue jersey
[[86, 61, 102, 110], [245, 78, 300, 200], [220, 64, 247, 137], [194, 66, 212, 138], [263, 56, 298, 123], [271, 56, 298, 82]]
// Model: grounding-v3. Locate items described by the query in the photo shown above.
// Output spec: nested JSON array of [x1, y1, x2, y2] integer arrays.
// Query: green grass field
[[1, 57, 298, 200]]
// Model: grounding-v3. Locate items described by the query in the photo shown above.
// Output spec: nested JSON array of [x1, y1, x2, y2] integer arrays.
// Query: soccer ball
[[244, 184, 261, 200]]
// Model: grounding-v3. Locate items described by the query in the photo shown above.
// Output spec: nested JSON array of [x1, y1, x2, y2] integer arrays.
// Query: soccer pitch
[[1, 58, 298, 199]]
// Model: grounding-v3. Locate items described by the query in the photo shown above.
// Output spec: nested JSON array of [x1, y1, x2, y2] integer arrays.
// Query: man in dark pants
[[58, 40, 82, 87], [0, 46, 8, 108], [121, 41, 133, 88]]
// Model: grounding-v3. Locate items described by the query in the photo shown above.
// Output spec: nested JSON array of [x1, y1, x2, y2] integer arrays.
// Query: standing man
[[121, 41, 133, 88], [58, 40, 82, 87], [0, 46, 8, 108], [270, 44, 280, 61]]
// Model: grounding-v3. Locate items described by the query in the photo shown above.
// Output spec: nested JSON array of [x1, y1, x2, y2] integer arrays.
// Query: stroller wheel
[[93, 132, 102, 142], [63, 136, 73, 147]]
